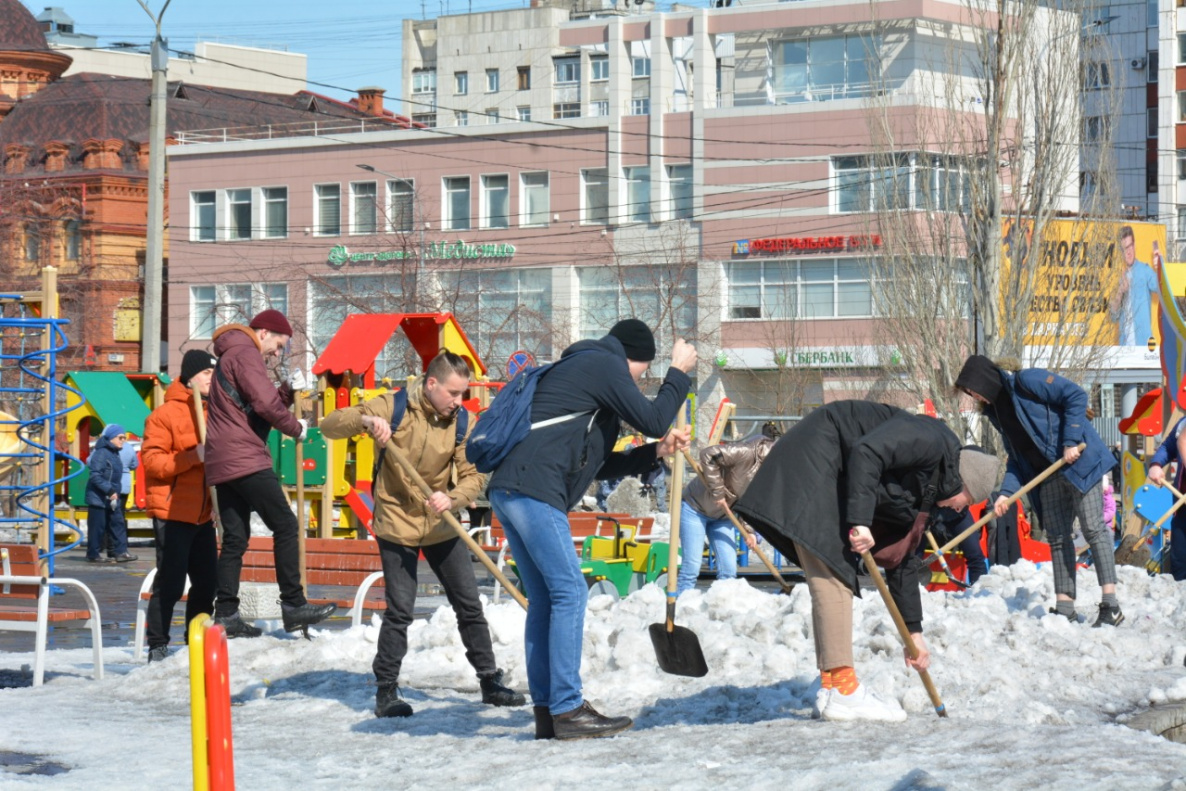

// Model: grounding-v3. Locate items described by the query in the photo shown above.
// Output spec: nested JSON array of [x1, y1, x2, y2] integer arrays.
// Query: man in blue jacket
[[955, 355, 1121, 626], [488, 319, 696, 741]]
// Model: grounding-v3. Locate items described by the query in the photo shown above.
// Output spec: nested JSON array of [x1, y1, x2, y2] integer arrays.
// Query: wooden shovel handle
[[192, 389, 222, 543]]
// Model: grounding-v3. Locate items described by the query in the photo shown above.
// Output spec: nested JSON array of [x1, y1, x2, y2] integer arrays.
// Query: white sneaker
[[822, 683, 907, 723]]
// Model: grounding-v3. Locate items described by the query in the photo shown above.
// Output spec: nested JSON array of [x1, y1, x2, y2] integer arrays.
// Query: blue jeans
[[87, 503, 127, 559], [677, 500, 737, 595], [489, 489, 587, 716]]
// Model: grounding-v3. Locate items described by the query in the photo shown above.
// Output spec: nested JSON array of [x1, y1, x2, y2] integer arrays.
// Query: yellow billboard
[[1002, 219, 1167, 347]]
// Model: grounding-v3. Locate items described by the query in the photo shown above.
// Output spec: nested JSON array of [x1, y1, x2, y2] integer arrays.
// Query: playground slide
[[0, 409, 22, 481]]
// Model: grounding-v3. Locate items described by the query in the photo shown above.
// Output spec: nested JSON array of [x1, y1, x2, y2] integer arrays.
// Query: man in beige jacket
[[320, 351, 524, 718]]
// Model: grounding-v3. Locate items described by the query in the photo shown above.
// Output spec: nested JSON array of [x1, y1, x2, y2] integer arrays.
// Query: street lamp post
[[137, 0, 172, 374], [356, 164, 425, 308]]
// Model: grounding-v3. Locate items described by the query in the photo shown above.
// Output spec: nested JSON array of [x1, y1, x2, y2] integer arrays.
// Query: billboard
[[1002, 219, 1167, 348]]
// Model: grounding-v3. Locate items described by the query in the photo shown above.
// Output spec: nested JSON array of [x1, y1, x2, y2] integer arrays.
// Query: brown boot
[[552, 701, 632, 741], [534, 705, 554, 740]]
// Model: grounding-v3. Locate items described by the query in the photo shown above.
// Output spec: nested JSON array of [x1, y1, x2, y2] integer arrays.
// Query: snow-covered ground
[[2, 560, 1185, 790]]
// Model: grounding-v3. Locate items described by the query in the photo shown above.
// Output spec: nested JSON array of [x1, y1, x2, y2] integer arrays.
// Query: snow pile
[[2, 561, 1186, 789]]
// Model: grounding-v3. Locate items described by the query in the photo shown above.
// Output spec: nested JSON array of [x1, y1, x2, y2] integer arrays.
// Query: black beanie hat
[[608, 318, 656, 362], [180, 349, 217, 386], [955, 355, 1004, 402]]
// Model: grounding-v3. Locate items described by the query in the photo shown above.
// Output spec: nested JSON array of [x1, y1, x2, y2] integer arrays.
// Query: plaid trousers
[[1037, 474, 1116, 600]]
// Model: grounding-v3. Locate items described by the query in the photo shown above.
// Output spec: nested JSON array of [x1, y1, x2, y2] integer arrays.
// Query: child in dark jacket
[[1146, 417, 1186, 580], [86, 423, 136, 562]]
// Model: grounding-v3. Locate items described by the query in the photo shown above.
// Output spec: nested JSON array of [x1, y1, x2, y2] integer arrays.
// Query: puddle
[[0, 750, 71, 776]]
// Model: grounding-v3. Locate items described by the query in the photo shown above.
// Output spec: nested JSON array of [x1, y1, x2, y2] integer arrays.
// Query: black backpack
[[372, 388, 469, 484]]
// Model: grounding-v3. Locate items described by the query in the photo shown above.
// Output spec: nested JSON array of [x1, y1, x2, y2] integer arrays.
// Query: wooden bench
[[473, 512, 655, 603], [0, 543, 104, 686], [133, 536, 387, 656]]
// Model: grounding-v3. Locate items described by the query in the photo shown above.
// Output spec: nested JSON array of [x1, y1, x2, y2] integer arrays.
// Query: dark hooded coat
[[734, 401, 964, 632]]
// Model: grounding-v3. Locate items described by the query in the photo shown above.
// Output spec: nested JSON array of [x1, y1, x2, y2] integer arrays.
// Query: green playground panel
[[269, 428, 328, 486]]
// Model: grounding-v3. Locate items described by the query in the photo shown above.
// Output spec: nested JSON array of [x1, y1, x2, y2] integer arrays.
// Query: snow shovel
[[384, 440, 529, 611], [680, 448, 794, 594], [923, 530, 968, 590], [192, 389, 223, 543], [1118, 479, 1186, 565], [937, 443, 1086, 555], [857, 543, 948, 718], [650, 411, 708, 677]]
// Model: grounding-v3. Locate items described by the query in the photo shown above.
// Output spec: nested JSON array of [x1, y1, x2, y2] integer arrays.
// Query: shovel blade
[[648, 622, 708, 678]]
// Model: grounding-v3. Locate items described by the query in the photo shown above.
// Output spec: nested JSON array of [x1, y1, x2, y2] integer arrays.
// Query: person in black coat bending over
[[734, 401, 999, 723], [488, 319, 696, 741]]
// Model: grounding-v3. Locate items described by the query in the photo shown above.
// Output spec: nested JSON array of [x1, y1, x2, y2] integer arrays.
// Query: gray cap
[[959, 449, 1001, 505]]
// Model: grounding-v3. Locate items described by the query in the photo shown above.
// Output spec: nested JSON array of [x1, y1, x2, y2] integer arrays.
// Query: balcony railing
[[174, 118, 405, 145]]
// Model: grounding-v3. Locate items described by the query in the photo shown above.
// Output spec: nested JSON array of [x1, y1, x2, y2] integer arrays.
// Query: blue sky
[[28, 1, 678, 103]]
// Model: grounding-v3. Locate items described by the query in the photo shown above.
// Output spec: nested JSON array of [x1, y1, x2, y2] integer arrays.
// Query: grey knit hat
[[959, 448, 1001, 505]]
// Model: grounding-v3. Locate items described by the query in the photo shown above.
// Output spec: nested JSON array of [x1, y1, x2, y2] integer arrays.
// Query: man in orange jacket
[[141, 350, 217, 662]]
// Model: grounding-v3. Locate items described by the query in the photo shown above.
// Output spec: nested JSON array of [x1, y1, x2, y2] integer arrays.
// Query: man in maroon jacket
[[206, 309, 335, 637]]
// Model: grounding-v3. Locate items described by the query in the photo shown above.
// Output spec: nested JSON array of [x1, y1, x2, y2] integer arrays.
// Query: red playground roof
[[312, 313, 486, 377]]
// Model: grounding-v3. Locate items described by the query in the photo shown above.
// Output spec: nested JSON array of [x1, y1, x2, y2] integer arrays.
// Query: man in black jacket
[[488, 319, 696, 741], [734, 401, 999, 723]]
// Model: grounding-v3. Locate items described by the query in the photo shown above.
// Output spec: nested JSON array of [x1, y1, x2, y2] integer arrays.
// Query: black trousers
[[214, 469, 306, 616], [145, 518, 218, 648], [372, 536, 497, 685]]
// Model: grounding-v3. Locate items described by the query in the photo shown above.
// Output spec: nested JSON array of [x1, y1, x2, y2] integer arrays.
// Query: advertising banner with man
[[1002, 218, 1167, 349]]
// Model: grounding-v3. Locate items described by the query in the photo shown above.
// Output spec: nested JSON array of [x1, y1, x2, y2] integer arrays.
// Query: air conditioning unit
[[1131, 57, 1147, 70]]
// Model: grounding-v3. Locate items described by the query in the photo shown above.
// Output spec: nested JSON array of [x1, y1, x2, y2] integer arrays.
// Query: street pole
[[139, 0, 172, 374]]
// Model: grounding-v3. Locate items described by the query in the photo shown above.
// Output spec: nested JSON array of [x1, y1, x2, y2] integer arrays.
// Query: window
[[555, 57, 580, 84], [227, 188, 252, 240], [263, 187, 287, 238], [517, 66, 530, 90], [456, 111, 468, 126], [411, 113, 436, 128], [1149, 51, 1159, 84], [436, 268, 553, 375], [315, 183, 341, 236], [582, 168, 609, 224], [24, 224, 39, 261], [517, 106, 531, 122], [632, 57, 651, 78], [486, 68, 499, 93], [191, 283, 288, 339], [554, 102, 580, 119], [412, 68, 436, 94], [667, 164, 693, 220], [351, 181, 377, 234], [589, 101, 609, 117], [773, 34, 879, 103], [192, 191, 216, 241], [388, 179, 415, 233], [1083, 62, 1110, 89], [590, 57, 609, 81], [486, 108, 500, 124], [520, 172, 549, 227], [578, 265, 695, 374], [1084, 115, 1105, 143], [726, 260, 876, 320], [630, 97, 650, 115], [1150, 0, 1159, 27], [624, 166, 650, 223], [1177, 152, 1186, 181], [835, 154, 966, 214], [1179, 34, 1186, 65], [481, 174, 510, 229], [444, 176, 471, 231], [455, 71, 468, 95], [64, 219, 81, 260]]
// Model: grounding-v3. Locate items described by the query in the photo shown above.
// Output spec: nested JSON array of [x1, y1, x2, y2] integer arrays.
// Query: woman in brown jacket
[[141, 350, 217, 662]]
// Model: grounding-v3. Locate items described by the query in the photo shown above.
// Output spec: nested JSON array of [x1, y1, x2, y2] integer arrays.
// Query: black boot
[[479, 669, 526, 707], [1092, 602, 1125, 628], [553, 701, 633, 741], [214, 613, 262, 639], [375, 683, 413, 718], [533, 706, 554, 740], [281, 601, 337, 638]]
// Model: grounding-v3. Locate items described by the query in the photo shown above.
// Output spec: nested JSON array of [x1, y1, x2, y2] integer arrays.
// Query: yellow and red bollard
[[189, 615, 235, 791]]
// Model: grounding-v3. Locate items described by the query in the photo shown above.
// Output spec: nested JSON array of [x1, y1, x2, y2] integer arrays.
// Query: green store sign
[[327, 241, 517, 269]]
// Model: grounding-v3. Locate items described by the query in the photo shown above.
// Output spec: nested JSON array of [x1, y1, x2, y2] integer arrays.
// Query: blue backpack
[[465, 351, 594, 473]]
